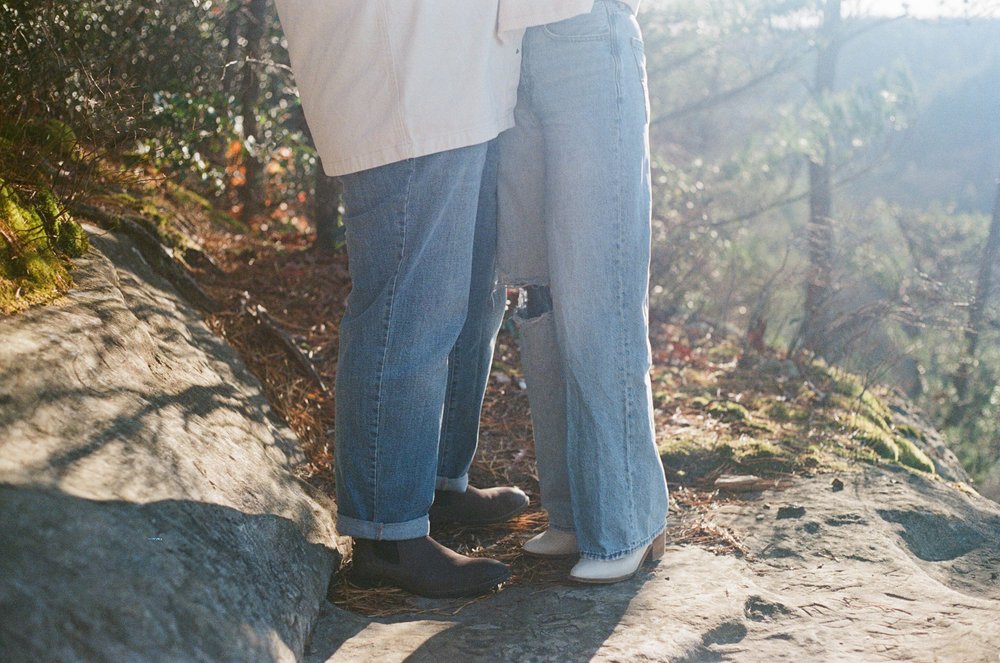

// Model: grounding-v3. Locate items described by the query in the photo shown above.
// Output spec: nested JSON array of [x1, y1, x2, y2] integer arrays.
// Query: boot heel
[[570, 530, 668, 584], [648, 530, 666, 562]]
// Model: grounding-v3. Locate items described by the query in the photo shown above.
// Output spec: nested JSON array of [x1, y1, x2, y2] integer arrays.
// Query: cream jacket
[[499, 0, 639, 33], [274, 1, 639, 176]]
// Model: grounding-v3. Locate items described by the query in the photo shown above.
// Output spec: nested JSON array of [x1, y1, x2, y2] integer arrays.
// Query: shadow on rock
[[305, 569, 665, 662], [0, 230, 348, 661], [0, 486, 336, 662]]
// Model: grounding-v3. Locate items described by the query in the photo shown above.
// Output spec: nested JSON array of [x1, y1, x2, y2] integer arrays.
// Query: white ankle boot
[[522, 528, 578, 557], [569, 531, 666, 584]]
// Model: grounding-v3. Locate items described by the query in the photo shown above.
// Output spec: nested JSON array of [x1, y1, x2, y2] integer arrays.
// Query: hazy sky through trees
[[860, 0, 998, 16], [651, 0, 998, 18]]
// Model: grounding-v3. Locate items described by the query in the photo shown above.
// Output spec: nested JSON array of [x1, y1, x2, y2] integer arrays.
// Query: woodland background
[[2, 0, 998, 488]]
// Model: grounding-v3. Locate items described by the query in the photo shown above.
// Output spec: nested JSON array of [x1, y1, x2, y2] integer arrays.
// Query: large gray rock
[[309, 467, 1000, 662], [0, 228, 347, 662]]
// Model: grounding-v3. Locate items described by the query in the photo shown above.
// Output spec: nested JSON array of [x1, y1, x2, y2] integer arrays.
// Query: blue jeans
[[335, 140, 506, 540], [497, 0, 669, 560]]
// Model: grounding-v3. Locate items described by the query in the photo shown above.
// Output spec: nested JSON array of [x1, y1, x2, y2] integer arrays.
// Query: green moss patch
[[659, 433, 731, 483], [845, 413, 936, 473], [658, 431, 800, 483], [765, 399, 810, 423], [706, 400, 752, 423], [895, 423, 925, 442], [0, 180, 88, 314], [895, 436, 936, 474], [0, 119, 78, 162], [849, 415, 900, 462], [720, 437, 791, 470], [654, 340, 940, 484]]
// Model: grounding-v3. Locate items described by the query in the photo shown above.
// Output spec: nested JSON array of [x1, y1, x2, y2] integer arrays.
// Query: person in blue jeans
[[274, 1, 530, 598], [497, 0, 670, 583]]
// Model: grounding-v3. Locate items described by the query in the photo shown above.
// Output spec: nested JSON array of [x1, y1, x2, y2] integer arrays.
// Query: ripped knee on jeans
[[516, 285, 553, 320]]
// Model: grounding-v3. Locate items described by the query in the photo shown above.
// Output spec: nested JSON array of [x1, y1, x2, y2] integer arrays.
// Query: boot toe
[[349, 535, 511, 598], [429, 484, 530, 526]]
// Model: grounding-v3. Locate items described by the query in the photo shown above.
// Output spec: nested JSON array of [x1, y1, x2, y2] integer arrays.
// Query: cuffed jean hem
[[578, 525, 665, 561], [435, 474, 470, 492], [336, 513, 430, 541]]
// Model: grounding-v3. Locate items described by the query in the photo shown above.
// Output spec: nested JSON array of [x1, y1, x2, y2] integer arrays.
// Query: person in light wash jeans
[[497, 0, 670, 583], [273, 0, 532, 598]]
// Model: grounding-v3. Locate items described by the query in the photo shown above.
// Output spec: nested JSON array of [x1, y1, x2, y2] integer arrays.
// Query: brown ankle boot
[[349, 536, 510, 598], [428, 485, 529, 526]]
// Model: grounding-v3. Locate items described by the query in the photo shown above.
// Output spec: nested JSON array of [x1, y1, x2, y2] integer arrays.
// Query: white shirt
[[274, 1, 639, 176]]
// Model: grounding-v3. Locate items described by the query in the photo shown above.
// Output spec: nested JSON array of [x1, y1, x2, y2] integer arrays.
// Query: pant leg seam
[[371, 158, 415, 523], [609, 8, 639, 538], [438, 335, 463, 474], [437, 142, 500, 483]]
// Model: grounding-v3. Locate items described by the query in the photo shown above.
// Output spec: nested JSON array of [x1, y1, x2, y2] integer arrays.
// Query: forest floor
[[82, 185, 1000, 661], [178, 215, 813, 610]]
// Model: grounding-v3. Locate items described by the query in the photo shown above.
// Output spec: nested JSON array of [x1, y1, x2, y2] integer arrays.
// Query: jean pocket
[[631, 37, 650, 123], [542, 8, 610, 41]]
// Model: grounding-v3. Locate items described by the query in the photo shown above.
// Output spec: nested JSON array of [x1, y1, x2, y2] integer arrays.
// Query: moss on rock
[[789, 357, 938, 473], [850, 415, 900, 463], [765, 399, 809, 423], [659, 433, 727, 482], [670, 352, 943, 481], [895, 436, 936, 474], [706, 400, 752, 423], [0, 179, 88, 314], [690, 396, 711, 409], [723, 437, 789, 468], [690, 396, 754, 424], [0, 119, 78, 162], [846, 414, 935, 473], [895, 423, 926, 442], [658, 427, 801, 482]]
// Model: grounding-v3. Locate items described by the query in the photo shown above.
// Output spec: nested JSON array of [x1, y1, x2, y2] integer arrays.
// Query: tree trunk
[[947, 175, 1000, 425], [239, 0, 267, 226], [800, 0, 841, 355], [222, 0, 243, 98]]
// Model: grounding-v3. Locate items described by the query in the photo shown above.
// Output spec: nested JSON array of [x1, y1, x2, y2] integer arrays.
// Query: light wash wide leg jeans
[[498, 0, 669, 560], [335, 140, 506, 540]]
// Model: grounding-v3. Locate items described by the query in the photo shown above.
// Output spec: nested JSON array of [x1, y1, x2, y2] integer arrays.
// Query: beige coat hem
[[319, 113, 516, 177]]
